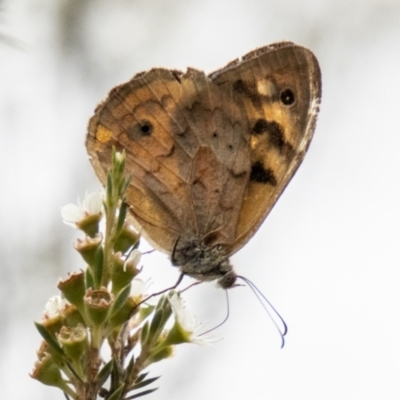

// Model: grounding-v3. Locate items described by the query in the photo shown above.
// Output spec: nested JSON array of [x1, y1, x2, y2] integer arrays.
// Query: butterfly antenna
[[199, 290, 230, 336], [181, 281, 201, 293], [237, 275, 287, 348], [141, 249, 155, 256]]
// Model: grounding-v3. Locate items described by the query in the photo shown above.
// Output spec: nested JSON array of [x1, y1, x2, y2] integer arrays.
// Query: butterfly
[[86, 41, 321, 288]]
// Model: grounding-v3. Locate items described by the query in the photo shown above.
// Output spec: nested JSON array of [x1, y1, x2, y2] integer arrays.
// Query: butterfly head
[[172, 238, 238, 289]]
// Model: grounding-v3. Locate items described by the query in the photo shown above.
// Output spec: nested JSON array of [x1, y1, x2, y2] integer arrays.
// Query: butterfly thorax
[[172, 239, 237, 289]]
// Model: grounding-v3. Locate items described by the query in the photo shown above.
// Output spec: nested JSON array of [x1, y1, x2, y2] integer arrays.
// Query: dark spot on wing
[[280, 89, 295, 105], [232, 79, 247, 94], [250, 161, 277, 185], [252, 119, 285, 151], [233, 79, 263, 109], [140, 123, 151, 135], [252, 119, 269, 134], [127, 120, 153, 141]]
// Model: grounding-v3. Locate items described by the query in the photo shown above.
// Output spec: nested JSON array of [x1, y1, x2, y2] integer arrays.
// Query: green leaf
[[93, 246, 104, 289], [110, 358, 122, 393], [85, 267, 94, 290], [96, 359, 113, 388], [65, 361, 85, 384], [110, 284, 131, 317], [147, 309, 165, 345], [140, 321, 149, 345], [122, 175, 132, 195], [147, 296, 171, 345], [107, 383, 124, 400], [34, 322, 64, 356], [116, 203, 128, 235], [138, 305, 154, 323], [125, 355, 135, 379], [106, 171, 113, 209], [124, 388, 158, 400], [134, 372, 148, 384], [128, 377, 160, 392]]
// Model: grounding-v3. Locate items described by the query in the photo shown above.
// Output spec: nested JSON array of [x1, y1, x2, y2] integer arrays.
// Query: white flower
[[130, 278, 147, 302], [123, 249, 141, 272], [168, 292, 216, 346], [61, 191, 103, 228], [43, 295, 69, 319]]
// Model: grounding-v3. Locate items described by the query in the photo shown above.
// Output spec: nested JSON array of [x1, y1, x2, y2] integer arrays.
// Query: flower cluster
[[31, 150, 212, 400]]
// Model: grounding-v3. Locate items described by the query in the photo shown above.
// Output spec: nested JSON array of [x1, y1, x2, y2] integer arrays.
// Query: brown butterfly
[[86, 41, 321, 289]]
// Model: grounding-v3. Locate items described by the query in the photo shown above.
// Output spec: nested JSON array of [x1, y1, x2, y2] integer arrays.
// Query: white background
[[1, 1, 399, 399]]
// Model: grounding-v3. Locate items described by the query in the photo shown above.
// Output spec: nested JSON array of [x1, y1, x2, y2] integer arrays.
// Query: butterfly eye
[[280, 89, 295, 106]]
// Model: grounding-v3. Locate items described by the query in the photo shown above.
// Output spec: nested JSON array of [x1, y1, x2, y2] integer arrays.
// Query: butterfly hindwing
[[210, 42, 321, 254]]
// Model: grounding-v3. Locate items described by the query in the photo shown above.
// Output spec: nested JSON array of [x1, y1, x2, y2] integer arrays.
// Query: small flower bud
[[40, 296, 68, 335], [40, 315, 63, 336], [114, 150, 125, 164], [30, 353, 75, 397], [114, 223, 140, 253], [57, 271, 86, 312], [74, 234, 102, 265], [110, 250, 141, 294], [112, 150, 126, 183], [62, 303, 86, 327], [36, 340, 51, 358], [107, 296, 139, 332], [84, 287, 114, 327], [105, 280, 145, 335], [57, 324, 88, 367], [77, 214, 101, 237]]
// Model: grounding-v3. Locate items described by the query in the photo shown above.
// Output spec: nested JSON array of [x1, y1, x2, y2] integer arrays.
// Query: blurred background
[[1, 0, 400, 399]]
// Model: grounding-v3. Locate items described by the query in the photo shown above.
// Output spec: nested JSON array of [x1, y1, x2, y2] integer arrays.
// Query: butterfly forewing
[[87, 67, 252, 254], [88, 69, 190, 252]]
